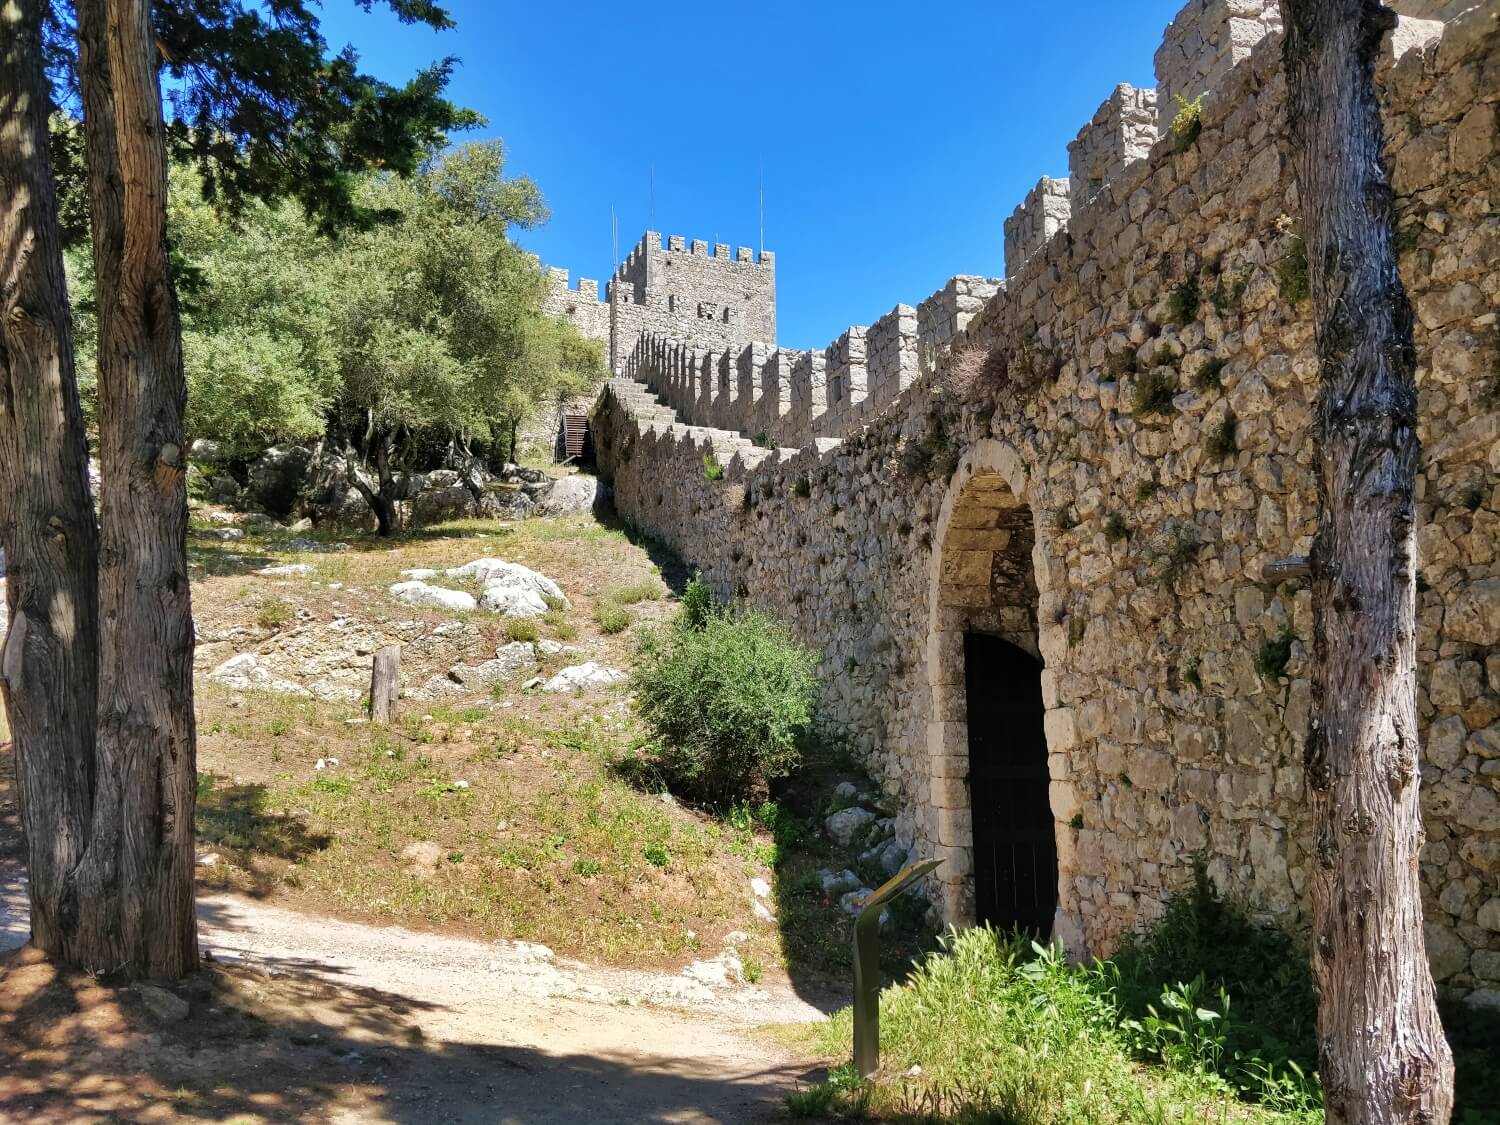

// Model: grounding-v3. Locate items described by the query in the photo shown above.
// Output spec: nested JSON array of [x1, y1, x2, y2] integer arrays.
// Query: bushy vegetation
[[788, 870, 1323, 1123], [631, 588, 818, 807]]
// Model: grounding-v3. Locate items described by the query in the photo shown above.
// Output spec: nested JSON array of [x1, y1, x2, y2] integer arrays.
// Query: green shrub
[[1195, 355, 1228, 390], [1103, 513, 1131, 542], [505, 617, 540, 644], [1206, 413, 1238, 459], [256, 597, 294, 631], [678, 573, 714, 630], [1167, 276, 1200, 326], [632, 608, 818, 807], [702, 452, 724, 481], [1255, 629, 1294, 680], [594, 602, 631, 635], [1133, 367, 1178, 416]]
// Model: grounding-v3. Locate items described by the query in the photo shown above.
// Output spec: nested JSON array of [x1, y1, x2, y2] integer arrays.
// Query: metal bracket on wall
[[853, 858, 944, 1078]]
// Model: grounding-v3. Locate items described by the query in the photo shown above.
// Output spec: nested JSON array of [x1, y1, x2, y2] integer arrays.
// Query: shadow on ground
[[0, 945, 818, 1125], [194, 773, 333, 897]]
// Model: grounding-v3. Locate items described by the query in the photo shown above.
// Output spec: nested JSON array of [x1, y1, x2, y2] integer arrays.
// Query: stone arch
[[924, 440, 1075, 941]]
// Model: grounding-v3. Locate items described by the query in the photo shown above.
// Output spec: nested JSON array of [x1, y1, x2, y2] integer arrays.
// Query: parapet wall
[[595, 0, 1500, 1000]]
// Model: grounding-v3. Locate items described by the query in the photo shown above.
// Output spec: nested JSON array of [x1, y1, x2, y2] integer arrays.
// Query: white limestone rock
[[535, 474, 601, 517], [388, 580, 476, 612], [541, 662, 627, 693], [257, 563, 313, 577], [208, 653, 312, 697]]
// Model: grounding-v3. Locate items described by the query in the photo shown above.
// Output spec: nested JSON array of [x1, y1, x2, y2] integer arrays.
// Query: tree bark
[[369, 645, 399, 723], [1282, 3, 1454, 1122], [71, 0, 199, 978], [340, 436, 400, 537], [0, 0, 103, 958]]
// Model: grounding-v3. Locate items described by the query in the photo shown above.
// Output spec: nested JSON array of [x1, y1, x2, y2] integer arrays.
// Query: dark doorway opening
[[964, 632, 1057, 938]]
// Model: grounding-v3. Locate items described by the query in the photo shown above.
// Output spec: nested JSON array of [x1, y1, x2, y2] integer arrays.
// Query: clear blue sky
[[318, 1, 1184, 349]]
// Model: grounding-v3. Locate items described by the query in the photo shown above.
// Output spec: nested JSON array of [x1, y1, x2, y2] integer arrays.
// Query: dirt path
[[1, 871, 834, 1123]]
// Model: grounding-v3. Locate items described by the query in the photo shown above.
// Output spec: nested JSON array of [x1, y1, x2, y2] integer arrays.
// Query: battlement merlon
[[1154, 0, 1282, 134], [1068, 85, 1158, 226], [1004, 177, 1071, 280]]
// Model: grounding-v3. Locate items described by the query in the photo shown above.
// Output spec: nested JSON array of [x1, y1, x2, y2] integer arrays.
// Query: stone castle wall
[[591, 0, 1500, 1001]]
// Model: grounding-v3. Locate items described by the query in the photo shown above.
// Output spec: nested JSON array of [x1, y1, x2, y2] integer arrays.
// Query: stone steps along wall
[[596, 0, 1500, 997]]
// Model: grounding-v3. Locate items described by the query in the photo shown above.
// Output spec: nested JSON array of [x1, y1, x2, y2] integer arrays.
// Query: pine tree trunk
[[1282, 3, 1454, 1121], [71, 0, 199, 978], [0, 0, 103, 957]]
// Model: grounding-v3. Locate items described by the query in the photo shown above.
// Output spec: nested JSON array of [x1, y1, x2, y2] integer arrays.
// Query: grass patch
[[608, 579, 662, 605], [256, 596, 294, 631], [786, 870, 1323, 1123], [594, 602, 632, 635], [1277, 235, 1310, 304], [504, 617, 540, 644]]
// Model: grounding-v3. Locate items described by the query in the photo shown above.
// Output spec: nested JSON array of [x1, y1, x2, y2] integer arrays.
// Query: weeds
[[1170, 92, 1205, 151], [702, 453, 724, 481], [1195, 355, 1228, 390], [1206, 413, 1238, 459], [1255, 629, 1294, 681], [1167, 276, 1200, 326], [1103, 513, 1132, 542], [1277, 235, 1310, 304], [594, 602, 631, 635], [256, 597, 294, 630], [505, 617, 540, 644], [1133, 367, 1178, 417]]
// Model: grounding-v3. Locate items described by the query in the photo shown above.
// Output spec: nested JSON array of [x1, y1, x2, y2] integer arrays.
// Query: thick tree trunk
[[0, 0, 103, 957], [341, 435, 400, 537], [71, 0, 199, 978], [1282, 3, 1454, 1122]]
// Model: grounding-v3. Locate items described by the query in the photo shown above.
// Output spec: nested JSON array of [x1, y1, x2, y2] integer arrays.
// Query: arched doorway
[[964, 632, 1056, 936], [923, 439, 1073, 943]]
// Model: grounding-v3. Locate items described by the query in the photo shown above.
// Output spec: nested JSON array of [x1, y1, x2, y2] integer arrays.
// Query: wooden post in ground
[[370, 645, 400, 723]]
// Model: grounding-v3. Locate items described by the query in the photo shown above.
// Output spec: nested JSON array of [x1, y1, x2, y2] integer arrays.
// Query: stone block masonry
[[592, 0, 1500, 1004]]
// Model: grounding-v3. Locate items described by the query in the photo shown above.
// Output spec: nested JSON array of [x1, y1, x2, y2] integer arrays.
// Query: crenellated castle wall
[[591, 0, 1500, 1003]]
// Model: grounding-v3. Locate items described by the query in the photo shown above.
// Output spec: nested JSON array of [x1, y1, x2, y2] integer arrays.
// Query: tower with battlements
[[540, 232, 776, 375]]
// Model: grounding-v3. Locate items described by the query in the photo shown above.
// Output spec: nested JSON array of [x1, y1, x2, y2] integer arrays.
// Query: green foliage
[[1155, 519, 1203, 586], [1104, 349, 1138, 383], [1255, 629, 1294, 681], [1206, 413, 1238, 459], [1103, 512, 1131, 542], [642, 843, 670, 868], [1054, 506, 1079, 532], [1167, 276, 1201, 326], [1171, 93, 1205, 151], [609, 579, 661, 605], [1195, 356, 1228, 390], [790, 474, 812, 499], [504, 617, 539, 644], [256, 596, 294, 631], [1133, 367, 1178, 417], [594, 603, 632, 635], [1103, 862, 1320, 1111], [632, 608, 818, 807], [798, 919, 1319, 1124], [899, 410, 958, 479], [702, 453, 724, 481], [1136, 480, 1159, 501], [679, 574, 714, 631], [1182, 657, 1202, 690], [1277, 236, 1310, 304]]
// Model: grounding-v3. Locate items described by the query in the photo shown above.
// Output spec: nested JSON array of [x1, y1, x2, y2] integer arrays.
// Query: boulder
[[825, 806, 877, 846], [535, 475, 601, 517], [246, 444, 313, 517], [486, 489, 536, 520], [389, 581, 476, 612], [479, 585, 548, 617], [449, 559, 568, 615], [819, 868, 863, 896], [131, 983, 190, 1023], [208, 653, 312, 697], [540, 662, 627, 693], [411, 484, 477, 526]]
